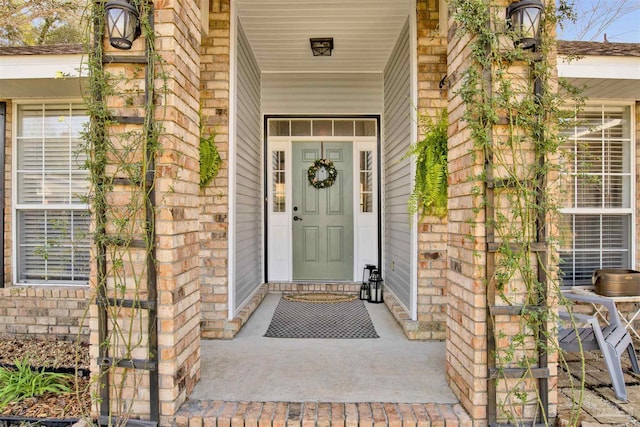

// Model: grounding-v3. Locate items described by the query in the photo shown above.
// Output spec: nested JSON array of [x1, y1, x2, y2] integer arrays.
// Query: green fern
[[199, 116, 222, 188], [406, 110, 448, 219], [199, 130, 221, 188]]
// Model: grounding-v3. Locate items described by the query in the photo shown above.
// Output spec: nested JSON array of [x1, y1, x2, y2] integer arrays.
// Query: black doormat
[[264, 297, 379, 339]]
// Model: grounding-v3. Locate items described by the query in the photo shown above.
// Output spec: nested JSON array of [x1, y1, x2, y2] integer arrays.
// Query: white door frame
[[265, 117, 380, 282]]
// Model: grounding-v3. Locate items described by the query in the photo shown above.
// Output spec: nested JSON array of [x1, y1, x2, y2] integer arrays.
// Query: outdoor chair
[[558, 291, 640, 401]]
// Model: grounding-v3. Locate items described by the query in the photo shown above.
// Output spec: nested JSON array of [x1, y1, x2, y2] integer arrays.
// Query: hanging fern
[[407, 110, 448, 219], [199, 125, 222, 188]]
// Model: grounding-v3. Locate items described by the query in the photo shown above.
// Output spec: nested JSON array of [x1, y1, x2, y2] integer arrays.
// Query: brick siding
[[199, 0, 232, 339], [415, 0, 449, 340]]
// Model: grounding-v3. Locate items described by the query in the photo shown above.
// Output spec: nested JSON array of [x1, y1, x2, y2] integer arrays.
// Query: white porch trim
[[409, 0, 419, 321], [228, 1, 238, 320]]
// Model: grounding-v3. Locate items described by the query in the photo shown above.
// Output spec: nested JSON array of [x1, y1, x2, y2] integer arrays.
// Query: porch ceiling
[[235, 0, 411, 73]]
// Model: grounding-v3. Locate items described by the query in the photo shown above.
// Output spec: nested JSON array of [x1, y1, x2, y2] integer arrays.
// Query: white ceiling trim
[[0, 54, 84, 80], [558, 55, 640, 80]]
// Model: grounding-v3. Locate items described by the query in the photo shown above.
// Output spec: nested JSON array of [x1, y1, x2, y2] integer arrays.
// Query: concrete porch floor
[[190, 292, 457, 403], [175, 292, 470, 426], [176, 292, 640, 426]]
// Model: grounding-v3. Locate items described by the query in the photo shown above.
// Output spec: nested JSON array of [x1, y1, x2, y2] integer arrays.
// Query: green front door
[[292, 142, 353, 281]]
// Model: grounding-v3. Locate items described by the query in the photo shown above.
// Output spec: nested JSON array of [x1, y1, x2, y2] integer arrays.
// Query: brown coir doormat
[[282, 293, 358, 303]]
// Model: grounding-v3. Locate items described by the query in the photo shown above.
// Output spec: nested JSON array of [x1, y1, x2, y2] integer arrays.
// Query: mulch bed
[[0, 339, 92, 419]]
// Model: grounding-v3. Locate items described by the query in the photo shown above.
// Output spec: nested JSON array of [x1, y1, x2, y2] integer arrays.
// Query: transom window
[[558, 104, 634, 286], [268, 119, 377, 137], [14, 103, 90, 285]]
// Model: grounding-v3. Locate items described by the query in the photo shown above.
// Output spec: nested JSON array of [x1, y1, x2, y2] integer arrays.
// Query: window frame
[[559, 101, 636, 286], [11, 99, 90, 286]]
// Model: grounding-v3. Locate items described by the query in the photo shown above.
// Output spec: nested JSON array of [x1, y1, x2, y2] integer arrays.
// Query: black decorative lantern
[[360, 264, 376, 301], [506, 0, 544, 51], [105, 0, 142, 50], [359, 282, 369, 301], [368, 270, 384, 304]]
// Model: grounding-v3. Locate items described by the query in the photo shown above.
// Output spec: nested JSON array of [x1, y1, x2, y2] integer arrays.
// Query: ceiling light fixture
[[310, 38, 334, 57]]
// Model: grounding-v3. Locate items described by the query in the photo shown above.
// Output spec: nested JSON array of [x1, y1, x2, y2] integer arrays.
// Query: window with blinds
[[558, 104, 634, 286], [15, 103, 90, 285]]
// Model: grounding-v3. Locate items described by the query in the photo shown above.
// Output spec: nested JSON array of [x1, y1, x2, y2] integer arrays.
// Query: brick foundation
[[0, 286, 89, 341]]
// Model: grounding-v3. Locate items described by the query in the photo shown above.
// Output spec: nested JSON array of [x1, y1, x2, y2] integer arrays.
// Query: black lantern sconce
[[506, 0, 544, 51], [360, 264, 376, 301], [310, 38, 334, 57], [368, 270, 384, 304], [105, 0, 142, 50]]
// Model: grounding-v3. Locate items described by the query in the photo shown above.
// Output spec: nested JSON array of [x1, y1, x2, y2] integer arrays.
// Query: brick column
[[446, 1, 559, 422], [415, 0, 449, 340], [89, 1, 203, 424], [154, 0, 202, 422], [199, 0, 231, 338]]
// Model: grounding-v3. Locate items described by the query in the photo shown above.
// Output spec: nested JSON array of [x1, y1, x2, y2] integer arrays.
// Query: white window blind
[[15, 103, 90, 285], [559, 105, 633, 286]]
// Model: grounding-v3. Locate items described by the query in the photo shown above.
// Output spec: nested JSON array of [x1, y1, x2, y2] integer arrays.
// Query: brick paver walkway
[[174, 401, 472, 427], [558, 350, 640, 426]]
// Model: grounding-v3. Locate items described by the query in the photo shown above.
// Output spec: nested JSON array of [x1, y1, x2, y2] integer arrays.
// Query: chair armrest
[[563, 291, 610, 305], [562, 292, 622, 326], [559, 310, 599, 325]]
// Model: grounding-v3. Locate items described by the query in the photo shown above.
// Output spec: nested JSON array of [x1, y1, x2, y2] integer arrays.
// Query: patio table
[[567, 287, 640, 341]]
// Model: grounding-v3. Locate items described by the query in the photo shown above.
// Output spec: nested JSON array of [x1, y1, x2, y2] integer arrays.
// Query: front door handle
[[293, 216, 303, 221]]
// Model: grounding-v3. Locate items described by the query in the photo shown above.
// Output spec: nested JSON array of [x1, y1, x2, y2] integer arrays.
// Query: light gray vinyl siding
[[262, 73, 383, 115], [234, 20, 263, 311], [383, 19, 412, 310]]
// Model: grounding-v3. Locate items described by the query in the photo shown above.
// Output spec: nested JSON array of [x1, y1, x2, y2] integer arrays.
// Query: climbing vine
[[449, 0, 584, 425]]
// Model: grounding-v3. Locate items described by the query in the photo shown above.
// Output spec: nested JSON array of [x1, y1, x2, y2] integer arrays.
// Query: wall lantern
[[310, 38, 334, 56], [506, 0, 544, 51], [105, 0, 142, 50], [368, 270, 384, 304]]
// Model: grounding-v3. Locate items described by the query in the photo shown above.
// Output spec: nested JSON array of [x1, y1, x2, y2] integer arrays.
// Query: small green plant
[[406, 110, 448, 219], [0, 357, 73, 408], [199, 125, 222, 188]]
